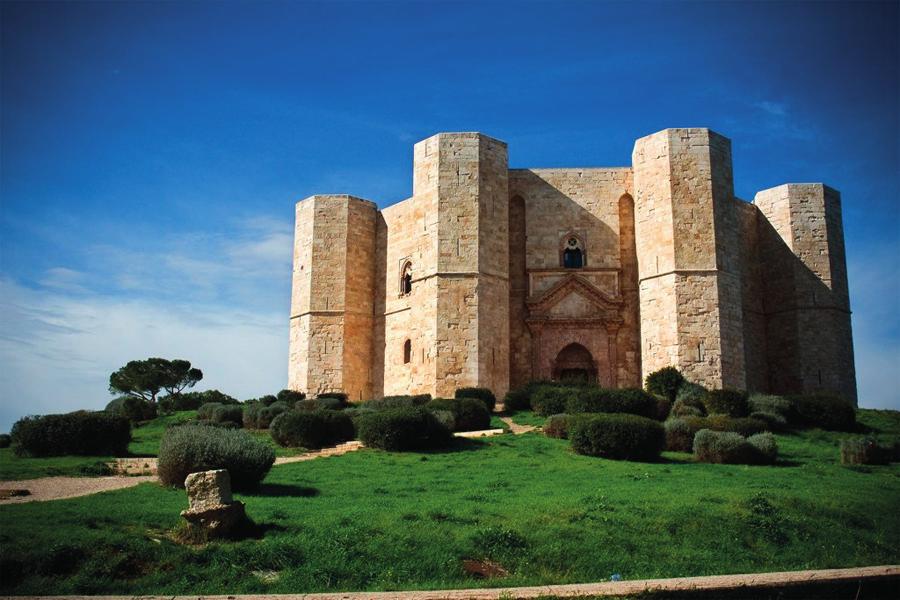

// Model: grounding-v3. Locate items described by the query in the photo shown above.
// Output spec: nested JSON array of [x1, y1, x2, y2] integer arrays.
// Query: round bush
[[693, 429, 777, 465], [269, 410, 355, 449], [0, 433, 11, 448], [502, 386, 531, 411], [105, 396, 157, 423], [531, 386, 580, 416], [211, 404, 243, 427], [426, 398, 490, 432], [644, 367, 685, 402], [243, 402, 288, 429], [664, 417, 695, 452], [748, 394, 793, 419], [158, 390, 239, 413], [362, 395, 431, 411], [671, 399, 704, 418], [676, 381, 708, 405], [317, 392, 349, 403], [157, 424, 274, 490], [11, 411, 131, 457], [683, 415, 768, 437], [703, 389, 749, 417], [750, 411, 788, 432], [564, 388, 658, 419], [455, 387, 496, 412], [569, 413, 665, 461], [355, 407, 452, 451], [430, 409, 456, 431]]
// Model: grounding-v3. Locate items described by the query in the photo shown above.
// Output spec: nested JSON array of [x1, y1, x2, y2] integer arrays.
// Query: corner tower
[[412, 132, 511, 398], [632, 128, 746, 389], [754, 184, 857, 404], [288, 194, 377, 401]]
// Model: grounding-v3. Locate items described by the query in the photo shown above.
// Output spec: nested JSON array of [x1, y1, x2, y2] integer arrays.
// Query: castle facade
[[288, 128, 857, 404]]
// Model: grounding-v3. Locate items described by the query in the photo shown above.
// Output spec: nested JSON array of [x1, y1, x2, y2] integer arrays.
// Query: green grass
[[1, 409, 898, 595], [507, 410, 546, 427], [128, 411, 197, 456], [0, 449, 114, 480]]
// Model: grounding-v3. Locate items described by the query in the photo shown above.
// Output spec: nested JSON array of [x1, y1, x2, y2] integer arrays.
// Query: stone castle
[[288, 128, 857, 405]]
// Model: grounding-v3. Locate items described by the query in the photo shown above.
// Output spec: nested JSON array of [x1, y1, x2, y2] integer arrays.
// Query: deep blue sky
[[1, 0, 897, 429]]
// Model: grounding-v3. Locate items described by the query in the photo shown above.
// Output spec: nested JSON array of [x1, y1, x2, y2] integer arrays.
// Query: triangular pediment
[[527, 273, 622, 320]]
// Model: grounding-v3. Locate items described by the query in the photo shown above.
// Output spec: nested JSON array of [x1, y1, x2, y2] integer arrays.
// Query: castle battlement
[[288, 128, 857, 405]]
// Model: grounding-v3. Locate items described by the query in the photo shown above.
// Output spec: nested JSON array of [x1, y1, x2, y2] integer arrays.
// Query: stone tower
[[754, 184, 857, 404], [288, 195, 377, 402], [632, 128, 746, 390]]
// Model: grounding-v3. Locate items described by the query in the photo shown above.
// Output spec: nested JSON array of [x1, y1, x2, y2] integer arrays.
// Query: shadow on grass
[[244, 483, 320, 498]]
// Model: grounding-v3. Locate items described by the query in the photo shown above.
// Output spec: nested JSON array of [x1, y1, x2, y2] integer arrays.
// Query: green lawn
[[1, 409, 898, 595], [128, 411, 197, 456]]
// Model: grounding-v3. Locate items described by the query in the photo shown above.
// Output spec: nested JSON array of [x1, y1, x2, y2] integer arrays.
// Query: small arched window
[[403, 339, 412, 364], [561, 236, 584, 268], [400, 261, 413, 295]]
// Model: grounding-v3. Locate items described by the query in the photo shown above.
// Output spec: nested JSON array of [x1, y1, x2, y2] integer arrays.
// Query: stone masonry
[[288, 129, 857, 405]]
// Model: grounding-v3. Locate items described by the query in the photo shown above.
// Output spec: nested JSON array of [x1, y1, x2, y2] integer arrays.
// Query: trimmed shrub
[[531, 386, 580, 416], [105, 396, 157, 423], [664, 418, 695, 452], [355, 407, 452, 451], [243, 402, 289, 429], [276, 389, 306, 405], [676, 381, 708, 405], [318, 392, 348, 403], [671, 399, 704, 418], [703, 389, 749, 417], [644, 366, 684, 402], [10, 411, 131, 457], [748, 394, 793, 419], [430, 409, 456, 431], [360, 395, 431, 411], [503, 386, 532, 411], [0, 433, 11, 448], [269, 410, 355, 449], [158, 389, 238, 413], [788, 394, 856, 431], [564, 388, 658, 420], [569, 413, 665, 461], [426, 398, 491, 432], [750, 411, 788, 432], [210, 404, 243, 427], [197, 402, 223, 420], [157, 424, 274, 490], [693, 429, 777, 465], [840, 438, 893, 465], [655, 396, 672, 421], [683, 414, 768, 437], [544, 414, 587, 440], [455, 387, 496, 412]]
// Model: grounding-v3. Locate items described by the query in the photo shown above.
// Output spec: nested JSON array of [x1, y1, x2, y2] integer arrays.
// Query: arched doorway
[[552, 343, 597, 383]]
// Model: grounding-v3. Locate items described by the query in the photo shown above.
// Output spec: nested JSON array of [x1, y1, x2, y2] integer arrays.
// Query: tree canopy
[[109, 358, 203, 403]]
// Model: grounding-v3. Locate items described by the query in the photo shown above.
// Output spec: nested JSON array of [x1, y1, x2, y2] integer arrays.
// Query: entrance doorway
[[552, 343, 597, 383]]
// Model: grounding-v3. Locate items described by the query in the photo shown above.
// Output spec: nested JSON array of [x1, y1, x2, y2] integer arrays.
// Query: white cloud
[[0, 277, 287, 432]]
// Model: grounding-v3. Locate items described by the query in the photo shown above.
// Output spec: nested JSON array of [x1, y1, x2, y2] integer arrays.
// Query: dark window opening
[[403, 339, 412, 364], [563, 247, 583, 268], [401, 262, 413, 295]]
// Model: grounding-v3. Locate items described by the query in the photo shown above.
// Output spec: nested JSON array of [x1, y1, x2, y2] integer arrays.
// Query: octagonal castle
[[288, 128, 857, 405]]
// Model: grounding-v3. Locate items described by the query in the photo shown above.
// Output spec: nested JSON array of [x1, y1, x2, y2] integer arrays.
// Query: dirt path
[[500, 416, 538, 434], [0, 475, 156, 505]]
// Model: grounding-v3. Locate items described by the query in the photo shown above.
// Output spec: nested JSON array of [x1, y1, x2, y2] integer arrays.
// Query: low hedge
[[748, 394, 793, 419], [564, 388, 658, 420], [788, 394, 856, 431], [840, 438, 895, 465], [157, 423, 274, 490], [361, 395, 432, 411], [269, 410, 355, 449], [210, 404, 243, 427], [455, 387, 496, 412], [355, 407, 452, 451], [197, 402, 223, 420], [158, 389, 238, 413], [10, 411, 131, 457], [426, 398, 490, 432], [569, 413, 665, 461], [693, 429, 777, 465], [276, 389, 306, 405], [663, 414, 769, 452], [703, 389, 749, 417], [531, 386, 581, 416], [544, 414, 588, 440], [671, 399, 704, 418]]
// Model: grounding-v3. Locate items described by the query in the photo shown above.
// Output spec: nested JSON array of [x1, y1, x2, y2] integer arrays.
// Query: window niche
[[403, 339, 412, 364], [400, 261, 413, 296], [560, 234, 585, 269]]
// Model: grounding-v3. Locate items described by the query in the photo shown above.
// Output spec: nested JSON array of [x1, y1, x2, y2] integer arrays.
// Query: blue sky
[[1, 0, 897, 430]]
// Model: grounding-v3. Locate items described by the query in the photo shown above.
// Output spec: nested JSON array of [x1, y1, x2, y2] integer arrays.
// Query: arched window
[[403, 339, 412, 364], [561, 235, 585, 268], [400, 261, 413, 295]]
